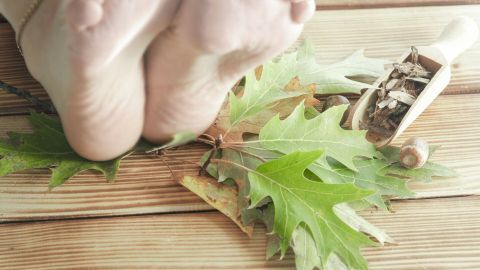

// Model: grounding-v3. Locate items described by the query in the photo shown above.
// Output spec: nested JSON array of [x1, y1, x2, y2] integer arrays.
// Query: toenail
[[291, 0, 315, 24], [66, 0, 103, 31]]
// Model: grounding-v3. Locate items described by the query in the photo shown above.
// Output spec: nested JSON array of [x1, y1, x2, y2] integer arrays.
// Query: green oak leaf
[[309, 157, 414, 209], [334, 203, 393, 245], [213, 145, 394, 260], [378, 145, 457, 182], [0, 112, 124, 188], [297, 38, 315, 61], [228, 40, 387, 130], [248, 150, 375, 269], [380, 162, 458, 182], [297, 40, 390, 94], [229, 52, 301, 128], [292, 203, 394, 270], [217, 148, 263, 183], [259, 203, 282, 260], [145, 132, 197, 153], [216, 148, 266, 225], [257, 102, 376, 171], [292, 223, 322, 270], [291, 224, 350, 270], [304, 106, 321, 119]]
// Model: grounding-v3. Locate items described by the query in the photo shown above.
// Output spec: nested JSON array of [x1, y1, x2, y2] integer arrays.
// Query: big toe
[[290, 0, 315, 24], [65, 0, 103, 31]]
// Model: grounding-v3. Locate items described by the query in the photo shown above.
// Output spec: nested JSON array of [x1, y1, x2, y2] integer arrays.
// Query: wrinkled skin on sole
[[0, 0, 315, 161]]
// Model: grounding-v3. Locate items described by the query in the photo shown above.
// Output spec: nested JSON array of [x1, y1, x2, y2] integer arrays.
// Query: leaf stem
[[199, 134, 223, 176], [196, 138, 215, 146], [227, 146, 267, 163], [0, 80, 56, 113], [211, 158, 255, 174], [199, 133, 216, 143], [200, 148, 217, 176]]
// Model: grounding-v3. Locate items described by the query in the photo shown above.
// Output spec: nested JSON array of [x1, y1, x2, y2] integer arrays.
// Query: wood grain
[[301, 5, 480, 95], [1, 196, 479, 269], [0, 144, 211, 222], [316, 0, 480, 9], [0, 24, 46, 112], [1, 4, 479, 269], [1, 93, 479, 222], [1, 6, 480, 114]]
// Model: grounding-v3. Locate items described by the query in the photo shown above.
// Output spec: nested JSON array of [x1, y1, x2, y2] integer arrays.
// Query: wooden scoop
[[351, 16, 479, 147]]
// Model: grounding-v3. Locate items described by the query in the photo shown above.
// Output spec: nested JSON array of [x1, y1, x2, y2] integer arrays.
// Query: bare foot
[[142, 0, 315, 143], [0, 0, 314, 159], [0, 0, 180, 160]]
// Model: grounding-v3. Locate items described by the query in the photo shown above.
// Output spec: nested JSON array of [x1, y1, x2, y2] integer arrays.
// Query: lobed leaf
[[0, 112, 123, 188], [258, 102, 377, 171], [248, 151, 375, 269], [145, 132, 196, 153], [297, 40, 390, 94], [178, 175, 254, 236], [229, 53, 302, 128], [309, 157, 414, 209]]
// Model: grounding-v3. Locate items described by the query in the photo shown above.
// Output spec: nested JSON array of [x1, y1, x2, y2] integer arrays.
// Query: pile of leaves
[[0, 41, 456, 270]]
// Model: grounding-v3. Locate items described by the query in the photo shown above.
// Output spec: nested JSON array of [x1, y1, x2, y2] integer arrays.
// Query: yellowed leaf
[[178, 175, 254, 237]]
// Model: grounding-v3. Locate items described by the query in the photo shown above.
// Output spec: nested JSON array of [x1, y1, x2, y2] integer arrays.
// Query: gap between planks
[[1, 5, 480, 113], [1, 196, 479, 269], [316, 0, 480, 10], [0, 93, 479, 222]]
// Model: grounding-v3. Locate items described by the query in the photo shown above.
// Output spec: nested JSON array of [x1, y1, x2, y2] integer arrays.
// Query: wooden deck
[[1, 2, 480, 269]]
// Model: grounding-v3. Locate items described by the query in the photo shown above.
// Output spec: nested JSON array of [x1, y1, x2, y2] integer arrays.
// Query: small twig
[[199, 148, 217, 176], [159, 155, 177, 181], [196, 138, 215, 146], [199, 134, 223, 176], [199, 133, 216, 143], [0, 80, 56, 113], [148, 149, 200, 167], [157, 154, 204, 183]]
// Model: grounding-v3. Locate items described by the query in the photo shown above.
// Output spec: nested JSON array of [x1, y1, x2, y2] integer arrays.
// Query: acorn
[[322, 95, 351, 124], [399, 137, 429, 169]]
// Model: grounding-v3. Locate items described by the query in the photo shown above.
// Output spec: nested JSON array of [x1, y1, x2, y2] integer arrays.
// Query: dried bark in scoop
[[364, 46, 431, 137]]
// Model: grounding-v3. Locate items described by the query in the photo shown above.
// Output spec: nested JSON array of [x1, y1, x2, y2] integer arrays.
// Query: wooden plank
[[316, 0, 479, 9], [0, 93, 479, 222], [0, 144, 211, 222], [0, 24, 46, 112], [1, 196, 479, 269], [1, 5, 480, 114], [301, 5, 480, 95], [392, 93, 480, 198]]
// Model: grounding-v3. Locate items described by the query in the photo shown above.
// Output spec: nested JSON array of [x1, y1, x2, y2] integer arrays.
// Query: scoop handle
[[431, 16, 479, 65]]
